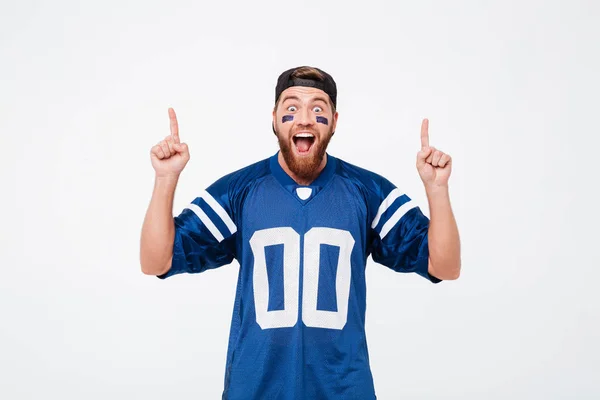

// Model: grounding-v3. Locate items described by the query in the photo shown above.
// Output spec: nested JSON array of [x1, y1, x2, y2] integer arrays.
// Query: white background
[[2, 0, 599, 399]]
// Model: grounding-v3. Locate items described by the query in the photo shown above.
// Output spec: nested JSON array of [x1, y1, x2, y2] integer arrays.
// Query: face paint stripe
[[316, 116, 328, 125], [282, 115, 294, 123]]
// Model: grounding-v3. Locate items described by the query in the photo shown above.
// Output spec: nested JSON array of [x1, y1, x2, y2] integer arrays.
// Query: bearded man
[[140, 66, 461, 399]]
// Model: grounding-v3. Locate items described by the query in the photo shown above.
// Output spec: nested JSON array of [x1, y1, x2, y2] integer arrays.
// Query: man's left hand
[[416, 118, 452, 189]]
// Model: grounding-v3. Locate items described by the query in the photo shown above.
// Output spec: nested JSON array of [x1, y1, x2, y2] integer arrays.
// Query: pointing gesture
[[420, 118, 430, 149], [169, 107, 180, 144], [150, 107, 190, 178], [416, 118, 452, 188]]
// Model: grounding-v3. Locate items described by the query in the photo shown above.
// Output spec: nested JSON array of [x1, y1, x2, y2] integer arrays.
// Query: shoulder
[[202, 155, 272, 223], [333, 155, 412, 228], [206, 156, 271, 198], [333, 156, 396, 202]]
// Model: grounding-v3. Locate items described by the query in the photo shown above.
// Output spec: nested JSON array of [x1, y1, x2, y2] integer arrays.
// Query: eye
[[313, 106, 323, 113], [287, 105, 297, 112]]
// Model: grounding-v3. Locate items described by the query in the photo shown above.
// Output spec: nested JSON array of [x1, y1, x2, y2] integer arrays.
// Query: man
[[140, 66, 461, 399]]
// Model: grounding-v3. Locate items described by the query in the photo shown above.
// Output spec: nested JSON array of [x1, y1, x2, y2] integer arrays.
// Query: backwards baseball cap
[[275, 66, 337, 108]]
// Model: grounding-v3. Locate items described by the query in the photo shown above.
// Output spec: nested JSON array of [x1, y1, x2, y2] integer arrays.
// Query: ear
[[272, 109, 277, 135], [331, 111, 339, 134]]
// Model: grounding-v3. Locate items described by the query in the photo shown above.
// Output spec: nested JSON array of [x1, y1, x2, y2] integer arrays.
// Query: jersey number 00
[[250, 227, 355, 330]]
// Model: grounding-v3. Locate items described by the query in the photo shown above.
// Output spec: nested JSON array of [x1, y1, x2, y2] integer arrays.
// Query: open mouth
[[293, 133, 316, 155]]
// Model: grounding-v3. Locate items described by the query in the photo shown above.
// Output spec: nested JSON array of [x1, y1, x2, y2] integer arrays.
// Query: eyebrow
[[281, 95, 301, 103], [312, 97, 329, 105]]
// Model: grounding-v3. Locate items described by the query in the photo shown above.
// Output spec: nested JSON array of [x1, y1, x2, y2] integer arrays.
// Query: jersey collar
[[270, 151, 337, 198]]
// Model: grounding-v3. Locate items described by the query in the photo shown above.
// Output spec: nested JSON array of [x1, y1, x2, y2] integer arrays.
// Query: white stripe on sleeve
[[201, 190, 238, 235], [379, 200, 418, 240], [371, 188, 402, 229], [185, 203, 225, 242]]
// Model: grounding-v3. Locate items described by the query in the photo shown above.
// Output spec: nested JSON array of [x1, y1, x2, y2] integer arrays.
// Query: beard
[[276, 127, 334, 183]]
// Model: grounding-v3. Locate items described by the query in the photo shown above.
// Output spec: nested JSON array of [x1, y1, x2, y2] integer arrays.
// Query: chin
[[278, 134, 331, 182]]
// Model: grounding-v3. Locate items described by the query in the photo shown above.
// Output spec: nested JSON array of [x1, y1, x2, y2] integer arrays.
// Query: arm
[[140, 176, 178, 276], [426, 185, 461, 280], [139, 107, 190, 276], [417, 118, 461, 280]]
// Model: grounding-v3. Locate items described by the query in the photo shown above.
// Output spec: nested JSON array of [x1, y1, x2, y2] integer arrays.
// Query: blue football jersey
[[158, 151, 441, 399]]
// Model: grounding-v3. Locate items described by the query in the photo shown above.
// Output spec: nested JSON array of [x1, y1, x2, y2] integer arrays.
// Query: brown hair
[[290, 66, 325, 81]]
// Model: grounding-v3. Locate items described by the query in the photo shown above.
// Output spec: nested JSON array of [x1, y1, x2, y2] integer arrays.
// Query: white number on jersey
[[250, 227, 355, 330]]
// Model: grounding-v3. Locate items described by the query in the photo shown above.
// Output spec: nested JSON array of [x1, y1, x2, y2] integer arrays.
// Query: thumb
[[173, 142, 190, 156], [417, 147, 432, 165], [173, 142, 187, 152]]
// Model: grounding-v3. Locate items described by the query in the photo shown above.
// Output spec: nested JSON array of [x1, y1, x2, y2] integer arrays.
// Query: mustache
[[291, 127, 319, 136]]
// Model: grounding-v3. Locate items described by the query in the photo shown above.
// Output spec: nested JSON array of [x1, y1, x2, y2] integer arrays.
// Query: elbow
[[140, 263, 155, 276], [430, 258, 461, 281], [447, 261, 462, 280], [437, 270, 460, 281], [444, 268, 461, 280], [139, 261, 155, 276], [140, 253, 172, 276], [443, 259, 461, 280], [141, 262, 171, 277]]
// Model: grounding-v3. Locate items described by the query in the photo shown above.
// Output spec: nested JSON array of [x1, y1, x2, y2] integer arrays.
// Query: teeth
[[295, 133, 314, 138]]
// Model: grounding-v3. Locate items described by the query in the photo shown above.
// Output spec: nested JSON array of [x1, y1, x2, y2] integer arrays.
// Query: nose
[[295, 107, 313, 127]]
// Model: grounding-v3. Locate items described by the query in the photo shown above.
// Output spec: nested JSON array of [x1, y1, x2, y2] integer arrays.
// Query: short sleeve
[[369, 184, 441, 284], [157, 183, 238, 279]]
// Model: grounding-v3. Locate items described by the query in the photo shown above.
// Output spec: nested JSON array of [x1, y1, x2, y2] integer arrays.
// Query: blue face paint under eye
[[282, 115, 294, 123], [316, 116, 329, 125]]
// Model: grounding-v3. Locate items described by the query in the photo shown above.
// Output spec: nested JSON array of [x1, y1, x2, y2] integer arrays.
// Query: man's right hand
[[150, 107, 190, 178]]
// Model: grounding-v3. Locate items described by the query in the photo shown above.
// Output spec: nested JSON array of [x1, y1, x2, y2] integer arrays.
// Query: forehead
[[278, 86, 330, 103]]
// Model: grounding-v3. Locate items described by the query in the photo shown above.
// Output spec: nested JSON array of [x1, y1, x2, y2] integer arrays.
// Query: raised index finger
[[169, 107, 180, 144], [420, 118, 429, 149]]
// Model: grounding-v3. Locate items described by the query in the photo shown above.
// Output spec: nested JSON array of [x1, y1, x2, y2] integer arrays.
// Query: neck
[[277, 152, 328, 186]]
